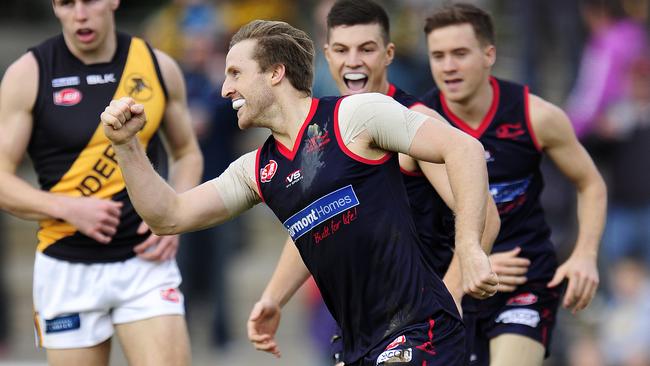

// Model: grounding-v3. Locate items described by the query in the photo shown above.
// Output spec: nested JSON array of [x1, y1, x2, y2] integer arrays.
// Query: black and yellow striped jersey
[[28, 32, 168, 263]]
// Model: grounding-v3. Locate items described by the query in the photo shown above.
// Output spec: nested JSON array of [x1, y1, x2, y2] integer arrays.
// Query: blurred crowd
[[1, 0, 649, 365]]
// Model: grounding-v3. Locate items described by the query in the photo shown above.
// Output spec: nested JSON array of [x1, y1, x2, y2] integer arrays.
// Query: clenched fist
[[101, 97, 147, 145]]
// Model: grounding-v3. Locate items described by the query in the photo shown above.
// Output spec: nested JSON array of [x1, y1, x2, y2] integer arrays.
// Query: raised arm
[[530, 94, 607, 313], [0, 53, 123, 243], [101, 97, 261, 235], [130, 50, 204, 260]]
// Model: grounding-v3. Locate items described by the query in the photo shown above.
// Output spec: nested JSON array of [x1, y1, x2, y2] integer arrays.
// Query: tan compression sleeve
[[338, 93, 429, 153], [210, 150, 261, 217]]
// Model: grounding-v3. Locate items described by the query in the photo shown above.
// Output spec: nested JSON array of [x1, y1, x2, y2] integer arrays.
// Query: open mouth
[[232, 98, 246, 110], [343, 73, 368, 92], [444, 78, 463, 87], [76, 28, 95, 43]]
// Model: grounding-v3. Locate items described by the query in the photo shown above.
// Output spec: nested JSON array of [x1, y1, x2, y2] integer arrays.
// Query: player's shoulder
[[527, 93, 573, 147], [149, 47, 185, 96], [342, 92, 399, 108], [1, 52, 38, 91], [0, 52, 39, 111]]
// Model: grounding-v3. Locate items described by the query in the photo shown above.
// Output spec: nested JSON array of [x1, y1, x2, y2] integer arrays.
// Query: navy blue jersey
[[420, 77, 557, 283], [256, 97, 459, 364], [388, 84, 455, 276]]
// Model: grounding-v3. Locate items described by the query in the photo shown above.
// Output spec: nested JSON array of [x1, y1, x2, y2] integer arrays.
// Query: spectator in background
[[598, 255, 650, 366], [565, 0, 648, 140], [143, 0, 223, 61], [598, 57, 650, 272]]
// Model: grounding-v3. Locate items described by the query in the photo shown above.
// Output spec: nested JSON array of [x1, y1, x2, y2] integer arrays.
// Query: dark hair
[[230, 20, 314, 96], [424, 3, 495, 46], [327, 0, 390, 44]]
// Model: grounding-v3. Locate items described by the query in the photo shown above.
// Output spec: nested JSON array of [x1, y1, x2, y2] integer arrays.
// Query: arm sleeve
[[338, 93, 429, 153], [209, 150, 262, 217]]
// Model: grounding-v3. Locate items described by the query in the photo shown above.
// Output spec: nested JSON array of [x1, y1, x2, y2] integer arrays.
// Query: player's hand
[[58, 196, 122, 244], [458, 243, 499, 299], [101, 97, 147, 145], [247, 299, 282, 358], [133, 222, 179, 261], [548, 254, 599, 314], [490, 247, 530, 292]]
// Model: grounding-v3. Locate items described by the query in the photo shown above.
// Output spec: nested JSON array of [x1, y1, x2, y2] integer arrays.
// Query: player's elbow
[[148, 220, 180, 236], [456, 133, 485, 161]]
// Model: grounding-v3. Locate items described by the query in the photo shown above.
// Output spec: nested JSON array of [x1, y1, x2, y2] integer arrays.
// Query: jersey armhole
[[254, 147, 266, 203], [524, 86, 542, 152], [400, 166, 424, 177], [333, 97, 393, 165], [145, 42, 169, 102]]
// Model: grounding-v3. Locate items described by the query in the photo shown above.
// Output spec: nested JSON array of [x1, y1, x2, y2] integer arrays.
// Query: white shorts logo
[[495, 308, 540, 328], [376, 347, 412, 364]]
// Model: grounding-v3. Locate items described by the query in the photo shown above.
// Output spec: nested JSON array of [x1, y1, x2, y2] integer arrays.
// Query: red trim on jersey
[[275, 98, 320, 160], [400, 166, 424, 177], [334, 97, 392, 165], [254, 147, 265, 203], [387, 83, 396, 97], [415, 318, 437, 355], [523, 86, 542, 151], [440, 76, 500, 139], [408, 101, 426, 110]]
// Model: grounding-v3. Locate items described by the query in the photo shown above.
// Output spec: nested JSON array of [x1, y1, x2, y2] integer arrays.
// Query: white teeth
[[344, 73, 367, 81], [232, 99, 246, 110]]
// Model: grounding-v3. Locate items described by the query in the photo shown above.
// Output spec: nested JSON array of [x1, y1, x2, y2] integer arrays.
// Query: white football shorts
[[33, 252, 185, 349]]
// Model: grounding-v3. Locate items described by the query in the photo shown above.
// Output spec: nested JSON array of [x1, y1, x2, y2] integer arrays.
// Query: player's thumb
[[137, 221, 149, 234], [249, 302, 264, 321], [547, 267, 565, 288], [130, 103, 145, 115]]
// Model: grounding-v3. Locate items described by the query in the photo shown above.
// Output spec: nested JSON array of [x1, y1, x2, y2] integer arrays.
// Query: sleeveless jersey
[[256, 97, 458, 364], [28, 33, 168, 263], [420, 77, 557, 283], [388, 84, 455, 276]]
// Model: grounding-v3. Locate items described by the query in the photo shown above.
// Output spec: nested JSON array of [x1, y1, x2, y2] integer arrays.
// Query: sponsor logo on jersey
[[87, 73, 116, 85], [495, 308, 540, 328], [376, 348, 412, 364], [284, 185, 360, 240], [385, 335, 406, 350], [489, 177, 531, 204], [260, 160, 278, 183], [507, 292, 538, 306], [124, 73, 153, 101], [306, 123, 331, 152], [285, 169, 303, 188], [53, 88, 82, 106], [45, 314, 81, 333], [52, 76, 80, 88], [160, 288, 181, 303], [496, 122, 525, 140]]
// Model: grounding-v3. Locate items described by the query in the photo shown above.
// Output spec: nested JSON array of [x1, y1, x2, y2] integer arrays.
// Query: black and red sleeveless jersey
[[420, 77, 557, 283], [388, 84, 455, 276], [256, 96, 459, 364], [28, 32, 168, 263]]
